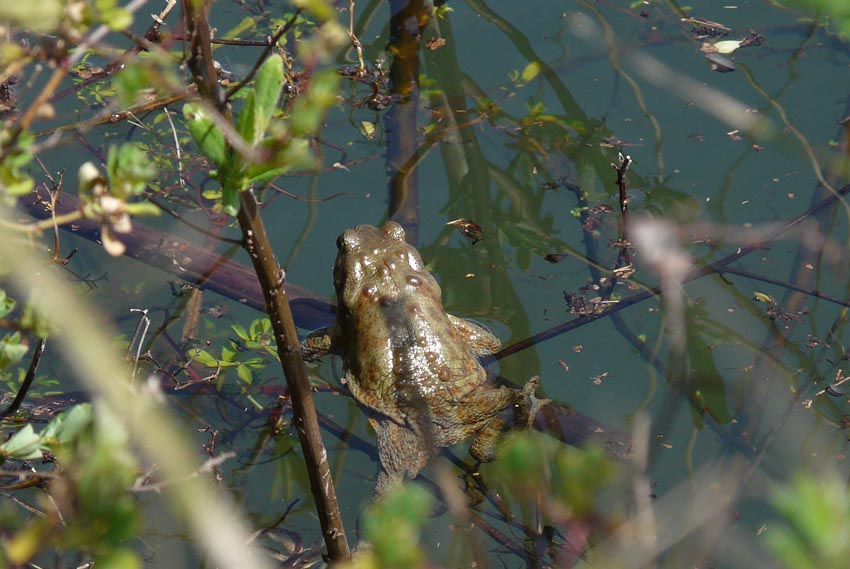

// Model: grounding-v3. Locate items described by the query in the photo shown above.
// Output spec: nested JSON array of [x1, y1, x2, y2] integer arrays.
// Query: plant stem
[[180, 0, 349, 558], [237, 189, 350, 560]]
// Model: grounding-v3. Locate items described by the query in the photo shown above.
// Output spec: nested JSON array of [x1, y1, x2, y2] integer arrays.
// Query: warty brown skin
[[302, 222, 545, 494]]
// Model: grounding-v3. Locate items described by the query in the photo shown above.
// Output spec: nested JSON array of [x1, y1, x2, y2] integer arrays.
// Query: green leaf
[[201, 188, 222, 200], [290, 69, 339, 137], [251, 55, 284, 144], [220, 185, 239, 216], [102, 6, 132, 30], [189, 349, 220, 367], [107, 144, 156, 199], [94, 548, 142, 569], [521, 61, 541, 82], [124, 202, 161, 216], [685, 309, 733, 425], [0, 332, 28, 369], [221, 345, 237, 362], [358, 120, 376, 140], [767, 472, 850, 568], [0, 0, 62, 31], [231, 324, 249, 341], [753, 292, 775, 304], [41, 403, 92, 443], [0, 289, 15, 318], [363, 484, 432, 568], [1, 424, 42, 459], [236, 363, 253, 384], [21, 299, 52, 338], [292, 0, 334, 21], [236, 91, 258, 145], [183, 103, 227, 168], [0, 143, 35, 199]]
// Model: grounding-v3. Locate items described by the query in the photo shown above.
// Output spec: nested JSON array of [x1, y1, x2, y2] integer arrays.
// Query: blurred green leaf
[[0, 332, 28, 369], [0, 142, 35, 199], [101, 6, 132, 30], [0, 0, 61, 31], [290, 68, 339, 137], [790, 0, 850, 37], [0, 289, 16, 318], [189, 348, 220, 367], [292, 0, 334, 21], [236, 91, 258, 146], [107, 144, 156, 199], [94, 547, 142, 569], [1, 424, 42, 459], [251, 55, 284, 144], [124, 202, 160, 216], [767, 472, 850, 569], [361, 484, 432, 569], [20, 297, 53, 338], [521, 61, 541, 82], [41, 403, 92, 443], [183, 103, 227, 169], [493, 432, 616, 520]]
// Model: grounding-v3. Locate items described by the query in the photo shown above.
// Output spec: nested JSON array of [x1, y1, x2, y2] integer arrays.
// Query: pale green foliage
[[184, 55, 294, 215], [792, 0, 850, 37], [0, 133, 35, 201], [107, 143, 157, 200], [0, 0, 61, 31], [184, 34, 342, 215], [113, 53, 182, 107], [0, 331, 29, 369], [766, 472, 850, 569], [189, 317, 278, 388], [77, 144, 159, 256], [349, 484, 433, 569], [492, 431, 615, 519], [2, 404, 141, 566]]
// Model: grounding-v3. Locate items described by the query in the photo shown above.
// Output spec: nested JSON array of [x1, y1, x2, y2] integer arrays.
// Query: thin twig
[[613, 150, 632, 266], [126, 309, 151, 380], [0, 338, 47, 420], [348, 0, 367, 76], [224, 10, 302, 101]]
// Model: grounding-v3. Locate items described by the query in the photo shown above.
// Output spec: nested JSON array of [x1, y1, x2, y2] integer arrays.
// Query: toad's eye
[[338, 230, 361, 251]]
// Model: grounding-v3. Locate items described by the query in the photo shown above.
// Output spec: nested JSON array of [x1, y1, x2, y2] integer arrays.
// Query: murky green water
[[17, 0, 850, 566]]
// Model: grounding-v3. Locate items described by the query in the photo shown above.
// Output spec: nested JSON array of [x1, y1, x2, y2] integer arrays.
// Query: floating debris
[[540, 176, 574, 190], [685, 17, 732, 40], [426, 37, 446, 50], [446, 218, 484, 243], [705, 52, 736, 73]]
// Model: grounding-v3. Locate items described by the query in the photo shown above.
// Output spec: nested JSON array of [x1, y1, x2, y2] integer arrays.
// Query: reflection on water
[[10, 0, 850, 566]]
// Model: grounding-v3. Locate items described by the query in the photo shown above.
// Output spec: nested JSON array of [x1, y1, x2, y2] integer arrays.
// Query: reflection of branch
[[133, 452, 235, 493], [717, 265, 850, 309], [492, 183, 850, 362]]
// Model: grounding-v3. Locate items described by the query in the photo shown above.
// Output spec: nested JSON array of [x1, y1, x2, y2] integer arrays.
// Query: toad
[[302, 222, 547, 494]]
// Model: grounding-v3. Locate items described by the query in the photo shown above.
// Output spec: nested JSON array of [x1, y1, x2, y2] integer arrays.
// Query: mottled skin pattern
[[302, 222, 546, 494]]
